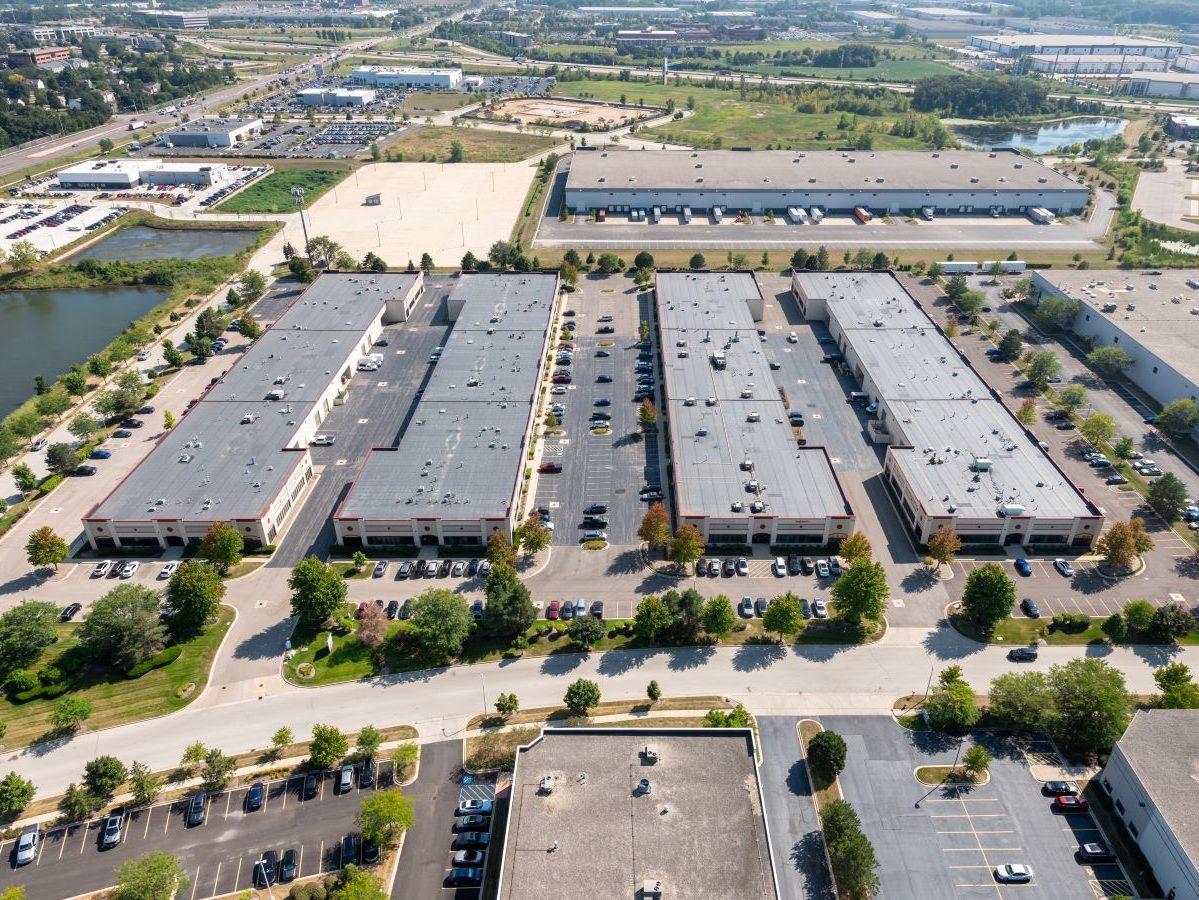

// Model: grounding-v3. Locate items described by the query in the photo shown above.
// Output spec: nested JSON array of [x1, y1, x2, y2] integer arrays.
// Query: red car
[[354, 601, 369, 620], [546, 600, 560, 620], [539, 462, 562, 474], [552, 374, 571, 384], [1053, 795, 1089, 814]]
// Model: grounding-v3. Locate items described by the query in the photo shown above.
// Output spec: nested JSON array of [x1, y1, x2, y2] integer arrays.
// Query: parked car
[[92, 560, 113, 578], [14, 828, 39, 866], [1053, 558, 1074, 577], [445, 868, 483, 887], [457, 799, 493, 817], [1008, 646, 1038, 662], [755, 597, 769, 617], [90, 449, 112, 459], [452, 560, 465, 577], [341, 833, 358, 866], [453, 849, 486, 866], [338, 765, 354, 794], [1014, 558, 1032, 577], [539, 462, 562, 473], [815, 559, 830, 578], [735, 557, 749, 576], [993, 864, 1033, 884], [455, 814, 489, 831], [362, 838, 380, 865], [1020, 598, 1041, 618], [1106, 474, 1129, 485], [73, 465, 97, 476], [113, 429, 132, 438], [707, 559, 719, 577], [304, 772, 320, 800], [471, 600, 484, 620], [828, 558, 842, 577], [386, 599, 400, 620], [120, 561, 140, 579], [254, 850, 278, 887], [279, 848, 299, 882], [739, 596, 754, 618], [1043, 781, 1080, 796], [546, 600, 560, 620], [59, 602, 82, 622], [467, 558, 480, 576], [186, 793, 206, 827], [397, 561, 412, 579], [453, 832, 491, 849], [373, 560, 388, 578], [1077, 841, 1114, 862], [438, 560, 451, 577], [1053, 795, 1089, 814], [245, 782, 265, 811], [560, 599, 575, 620], [101, 812, 123, 848], [590, 600, 605, 619], [812, 599, 828, 619], [360, 757, 375, 789]]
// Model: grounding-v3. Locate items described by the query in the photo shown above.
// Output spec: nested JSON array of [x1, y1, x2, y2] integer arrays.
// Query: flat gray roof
[[1034, 268, 1199, 379], [658, 272, 850, 521], [795, 272, 1091, 520], [566, 149, 1084, 194], [162, 117, 260, 136], [497, 728, 777, 900], [87, 273, 419, 525], [1115, 710, 1199, 866], [336, 272, 557, 522], [972, 33, 1180, 49]]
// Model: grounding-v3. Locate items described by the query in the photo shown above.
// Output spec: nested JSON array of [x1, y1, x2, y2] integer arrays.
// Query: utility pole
[[292, 186, 310, 252]]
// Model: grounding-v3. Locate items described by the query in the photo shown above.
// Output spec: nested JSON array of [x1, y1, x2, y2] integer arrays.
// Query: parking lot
[[533, 274, 664, 547], [824, 716, 1132, 899], [0, 761, 398, 900]]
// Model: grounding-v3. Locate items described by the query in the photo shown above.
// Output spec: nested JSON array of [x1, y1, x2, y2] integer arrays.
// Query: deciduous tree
[[357, 789, 414, 847], [1081, 411, 1116, 446], [633, 595, 672, 641], [567, 614, 605, 649], [78, 584, 165, 669], [408, 588, 473, 659], [963, 745, 991, 780], [1026, 350, 1060, 388], [495, 692, 519, 717], [1158, 398, 1199, 435], [0, 600, 58, 673], [926, 668, 979, 731], [838, 532, 872, 562], [960, 563, 1016, 631], [926, 525, 961, 570], [83, 755, 127, 798], [309, 723, 349, 768], [0, 772, 34, 815], [1095, 517, 1152, 574], [357, 602, 389, 648], [26, 526, 68, 571], [1155, 663, 1199, 708], [198, 522, 243, 575], [1049, 658, 1132, 756], [50, 696, 93, 733], [113, 851, 189, 900], [1087, 346, 1134, 378], [807, 729, 847, 782], [165, 560, 225, 633], [637, 502, 670, 550], [288, 555, 348, 625], [700, 595, 736, 640], [763, 591, 803, 641], [829, 558, 888, 627], [668, 524, 704, 569], [563, 678, 601, 714]]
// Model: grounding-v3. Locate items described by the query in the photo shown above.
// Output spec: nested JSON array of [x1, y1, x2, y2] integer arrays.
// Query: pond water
[[950, 117, 1127, 154], [0, 285, 169, 417], [68, 226, 257, 262]]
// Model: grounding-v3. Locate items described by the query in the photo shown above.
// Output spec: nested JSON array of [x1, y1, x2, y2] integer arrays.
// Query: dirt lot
[[286, 161, 537, 266], [471, 96, 662, 130]]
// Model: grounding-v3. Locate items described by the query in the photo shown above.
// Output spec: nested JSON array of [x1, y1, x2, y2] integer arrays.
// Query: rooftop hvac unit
[[643, 881, 664, 899], [642, 745, 659, 764]]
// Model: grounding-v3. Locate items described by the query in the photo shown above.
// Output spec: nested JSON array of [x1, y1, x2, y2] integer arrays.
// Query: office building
[[657, 271, 855, 545], [8, 47, 72, 67], [565, 149, 1090, 217], [334, 272, 558, 548], [20, 23, 97, 42], [350, 65, 462, 89], [296, 87, 376, 107], [496, 728, 779, 899], [84, 273, 424, 550], [162, 117, 263, 148], [57, 159, 237, 189], [1100, 710, 1199, 900], [1030, 268, 1199, 440], [794, 271, 1103, 547], [136, 10, 210, 28]]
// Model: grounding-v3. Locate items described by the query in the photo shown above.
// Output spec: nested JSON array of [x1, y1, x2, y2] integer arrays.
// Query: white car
[[137, 349, 151, 361], [735, 557, 749, 576], [14, 828, 38, 866], [993, 864, 1033, 884], [120, 560, 140, 579], [92, 560, 113, 578], [160, 561, 179, 579], [310, 434, 335, 446], [551, 385, 568, 395], [815, 559, 830, 578], [812, 598, 828, 619], [1053, 558, 1074, 577]]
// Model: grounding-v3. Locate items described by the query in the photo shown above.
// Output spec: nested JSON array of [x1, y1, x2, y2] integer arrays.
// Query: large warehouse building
[[350, 65, 462, 89], [966, 33, 1182, 58], [57, 159, 234, 189], [334, 272, 558, 549], [83, 273, 424, 550], [564, 149, 1090, 217], [1030, 268, 1199, 441], [1029, 54, 1170, 75], [1099, 710, 1199, 900], [1125, 72, 1199, 99], [657, 271, 855, 546], [794, 272, 1103, 548], [496, 728, 779, 899], [161, 117, 263, 148]]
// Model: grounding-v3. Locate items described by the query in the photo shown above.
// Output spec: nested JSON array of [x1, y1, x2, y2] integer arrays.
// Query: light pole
[[480, 673, 487, 714], [292, 186, 310, 253], [254, 859, 276, 899]]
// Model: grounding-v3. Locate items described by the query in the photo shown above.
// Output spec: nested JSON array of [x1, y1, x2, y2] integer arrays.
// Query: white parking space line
[[298, 844, 305, 877], [78, 825, 88, 855], [189, 866, 201, 900], [223, 791, 232, 820], [317, 840, 325, 874], [142, 806, 153, 839]]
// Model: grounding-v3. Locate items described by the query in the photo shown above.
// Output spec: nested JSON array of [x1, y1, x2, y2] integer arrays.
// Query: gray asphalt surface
[[822, 715, 1130, 900], [534, 273, 662, 547], [0, 762, 396, 900]]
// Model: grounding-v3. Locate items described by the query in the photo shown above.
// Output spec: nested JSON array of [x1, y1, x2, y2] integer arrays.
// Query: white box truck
[[651, 207, 661, 224], [809, 207, 824, 224], [787, 206, 808, 224], [921, 206, 935, 221], [711, 206, 723, 223], [1028, 207, 1055, 225], [681, 207, 692, 224]]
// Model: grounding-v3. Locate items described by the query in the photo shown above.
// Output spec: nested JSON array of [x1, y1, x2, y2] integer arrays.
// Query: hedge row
[[125, 645, 182, 678]]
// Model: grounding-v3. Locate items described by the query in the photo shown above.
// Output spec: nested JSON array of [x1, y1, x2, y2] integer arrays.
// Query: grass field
[[397, 91, 474, 114], [215, 164, 352, 214], [555, 77, 928, 149], [0, 607, 233, 749], [750, 58, 957, 81], [387, 125, 560, 162]]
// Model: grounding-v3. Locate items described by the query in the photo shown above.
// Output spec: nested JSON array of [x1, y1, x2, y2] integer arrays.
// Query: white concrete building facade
[[967, 33, 1182, 59], [350, 66, 462, 89]]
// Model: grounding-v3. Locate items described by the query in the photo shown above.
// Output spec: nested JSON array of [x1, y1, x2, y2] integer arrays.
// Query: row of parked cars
[[740, 595, 828, 619], [696, 555, 843, 578], [374, 557, 494, 580], [6, 202, 91, 239], [197, 165, 271, 208], [445, 798, 494, 888], [992, 781, 1115, 885]]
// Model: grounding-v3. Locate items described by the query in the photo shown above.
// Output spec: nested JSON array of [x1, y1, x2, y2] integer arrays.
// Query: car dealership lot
[[823, 716, 1131, 900], [0, 763, 396, 900], [533, 275, 663, 547]]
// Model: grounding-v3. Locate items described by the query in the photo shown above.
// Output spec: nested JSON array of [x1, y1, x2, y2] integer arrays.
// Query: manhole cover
[[891, 597, 905, 608], [376, 381, 388, 387], [357, 418, 369, 425], [811, 413, 822, 420], [335, 458, 348, 466], [796, 378, 807, 385]]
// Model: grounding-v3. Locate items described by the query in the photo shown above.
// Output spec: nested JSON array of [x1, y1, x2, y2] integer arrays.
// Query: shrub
[[1101, 613, 1127, 643], [1051, 612, 1089, 633], [37, 666, 62, 686], [5, 669, 38, 694], [126, 645, 182, 678]]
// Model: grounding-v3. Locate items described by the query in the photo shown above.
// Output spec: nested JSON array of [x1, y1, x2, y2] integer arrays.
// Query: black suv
[[186, 793, 206, 827]]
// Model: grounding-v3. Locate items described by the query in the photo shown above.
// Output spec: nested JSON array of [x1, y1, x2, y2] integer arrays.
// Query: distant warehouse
[[793, 272, 1103, 548], [83, 273, 425, 550], [966, 33, 1182, 59], [334, 272, 558, 549], [564, 149, 1090, 217], [161, 117, 263, 148], [296, 88, 377, 107], [657, 271, 855, 546], [57, 159, 234, 189], [350, 65, 462, 89]]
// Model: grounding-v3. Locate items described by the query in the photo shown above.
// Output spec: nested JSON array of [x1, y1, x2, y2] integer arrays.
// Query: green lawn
[[554, 78, 931, 150], [215, 165, 352, 214], [285, 603, 882, 687], [953, 613, 1199, 647], [0, 607, 233, 749]]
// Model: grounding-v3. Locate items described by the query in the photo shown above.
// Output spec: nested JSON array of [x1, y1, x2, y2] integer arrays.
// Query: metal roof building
[[350, 65, 462, 89], [334, 272, 558, 548], [657, 271, 854, 546], [793, 271, 1102, 548], [83, 272, 423, 550], [564, 149, 1090, 216], [966, 33, 1182, 58], [496, 728, 779, 900], [1100, 710, 1199, 900], [57, 158, 235, 189], [161, 117, 263, 148]]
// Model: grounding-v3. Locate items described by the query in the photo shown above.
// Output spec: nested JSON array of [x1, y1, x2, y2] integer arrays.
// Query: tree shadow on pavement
[[900, 567, 940, 594], [921, 622, 985, 660], [907, 728, 959, 756], [790, 642, 851, 662], [597, 647, 651, 677], [1173, 554, 1199, 580], [666, 645, 714, 671], [792, 832, 835, 899], [603, 548, 643, 576], [1130, 642, 1181, 668], [232, 616, 294, 661], [732, 641, 786, 671], [539, 650, 584, 676], [0, 571, 47, 596], [24, 730, 74, 758]]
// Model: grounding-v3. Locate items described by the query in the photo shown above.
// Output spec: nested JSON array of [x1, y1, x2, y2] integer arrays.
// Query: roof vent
[[642, 745, 659, 764], [950, 162, 959, 169], [637, 778, 652, 795], [643, 881, 664, 899], [1038, 176, 1048, 183]]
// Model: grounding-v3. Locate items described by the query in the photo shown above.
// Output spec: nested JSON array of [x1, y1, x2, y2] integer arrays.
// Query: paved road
[[389, 740, 470, 899], [9, 627, 1195, 803]]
